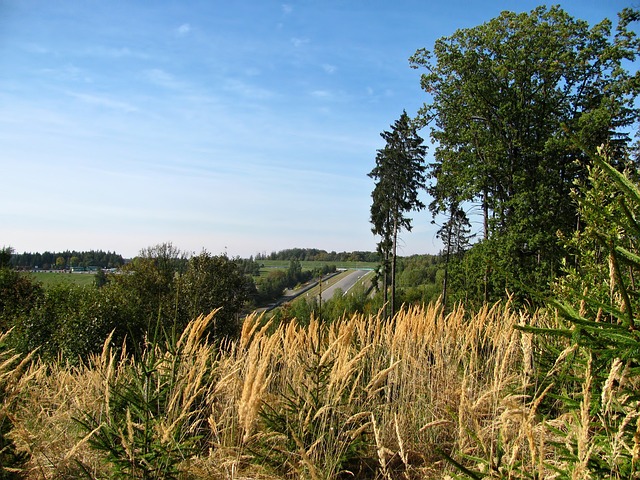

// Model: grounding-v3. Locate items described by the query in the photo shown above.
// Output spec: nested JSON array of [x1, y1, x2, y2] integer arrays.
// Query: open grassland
[[259, 259, 377, 273], [1, 302, 587, 479], [27, 271, 96, 288]]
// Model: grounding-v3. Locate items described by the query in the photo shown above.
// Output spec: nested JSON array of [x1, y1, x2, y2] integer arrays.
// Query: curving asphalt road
[[318, 269, 372, 302]]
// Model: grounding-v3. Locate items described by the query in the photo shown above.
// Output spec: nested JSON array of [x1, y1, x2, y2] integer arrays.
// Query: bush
[[76, 313, 218, 479]]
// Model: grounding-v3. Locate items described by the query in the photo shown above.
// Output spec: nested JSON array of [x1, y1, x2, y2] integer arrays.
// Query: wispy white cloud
[[290, 37, 309, 48], [38, 64, 92, 83], [20, 43, 50, 54], [66, 91, 138, 112], [223, 79, 275, 100], [311, 90, 332, 99], [243, 67, 261, 77], [142, 68, 185, 90], [176, 23, 191, 36], [322, 64, 337, 74], [81, 46, 150, 60], [3, 0, 460, 257], [308, 89, 353, 105], [0, 102, 73, 131]]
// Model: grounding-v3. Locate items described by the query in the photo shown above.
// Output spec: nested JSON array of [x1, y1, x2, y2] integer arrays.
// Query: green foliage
[[260, 248, 378, 263], [274, 296, 318, 327], [444, 242, 494, 309], [255, 261, 336, 305], [94, 268, 108, 288], [115, 260, 178, 332], [256, 269, 289, 302], [393, 254, 446, 307], [555, 156, 640, 317], [235, 256, 262, 276], [0, 333, 31, 479], [0, 253, 34, 474], [255, 329, 370, 478], [10, 283, 135, 361], [434, 204, 474, 307], [76, 316, 214, 479], [369, 111, 427, 318], [507, 148, 640, 478], [178, 251, 256, 338], [10, 249, 125, 270], [412, 5, 640, 305], [109, 245, 255, 344], [8, 244, 256, 362], [0, 247, 12, 269], [0, 268, 43, 332], [439, 147, 640, 478]]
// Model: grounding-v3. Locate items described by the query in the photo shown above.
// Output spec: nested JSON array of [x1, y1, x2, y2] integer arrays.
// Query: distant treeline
[[256, 248, 379, 263], [9, 248, 380, 270], [10, 250, 125, 270]]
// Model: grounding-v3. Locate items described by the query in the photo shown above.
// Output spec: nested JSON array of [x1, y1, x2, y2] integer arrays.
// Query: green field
[[24, 260, 379, 288], [258, 259, 377, 273], [27, 271, 97, 288]]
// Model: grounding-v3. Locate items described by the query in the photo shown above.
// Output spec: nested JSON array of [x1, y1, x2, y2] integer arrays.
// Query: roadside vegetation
[[1, 5, 640, 479]]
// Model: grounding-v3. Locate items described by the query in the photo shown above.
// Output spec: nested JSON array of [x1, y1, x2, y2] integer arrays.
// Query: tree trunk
[[483, 185, 489, 240], [382, 250, 388, 318], [442, 222, 452, 310], [391, 216, 398, 319]]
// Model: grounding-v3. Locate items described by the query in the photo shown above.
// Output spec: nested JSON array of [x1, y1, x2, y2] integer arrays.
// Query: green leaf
[[436, 448, 485, 479], [615, 245, 640, 268], [593, 155, 640, 208], [514, 324, 574, 338]]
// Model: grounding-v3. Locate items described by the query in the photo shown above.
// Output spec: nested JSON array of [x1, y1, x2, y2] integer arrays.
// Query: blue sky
[[1, 0, 633, 258]]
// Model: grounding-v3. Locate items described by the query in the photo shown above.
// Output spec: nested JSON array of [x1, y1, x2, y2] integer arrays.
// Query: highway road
[[319, 269, 372, 302]]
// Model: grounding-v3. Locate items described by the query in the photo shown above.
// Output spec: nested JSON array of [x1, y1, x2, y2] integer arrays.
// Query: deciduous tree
[[179, 251, 255, 338], [0, 247, 43, 332], [436, 202, 473, 307], [410, 6, 640, 304]]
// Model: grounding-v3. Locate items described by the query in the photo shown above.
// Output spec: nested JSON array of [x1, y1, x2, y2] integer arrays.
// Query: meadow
[[24, 261, 376, 289], [27, 271, 97, 288], [259, 260, 377, 273], [1, 301, 589, 479]]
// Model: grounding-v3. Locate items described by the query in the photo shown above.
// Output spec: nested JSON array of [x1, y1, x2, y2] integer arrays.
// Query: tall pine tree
[[369, 111, 427, 318]]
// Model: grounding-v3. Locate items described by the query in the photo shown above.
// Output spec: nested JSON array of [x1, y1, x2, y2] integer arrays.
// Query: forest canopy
[[408, 6, 640, 306]]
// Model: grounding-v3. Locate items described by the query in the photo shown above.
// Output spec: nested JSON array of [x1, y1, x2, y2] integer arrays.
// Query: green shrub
[[513, 148, 640, 478], [76, 313, 217, 479]]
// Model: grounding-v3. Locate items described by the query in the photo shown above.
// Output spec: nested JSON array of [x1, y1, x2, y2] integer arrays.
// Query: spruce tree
[[369, 111, 427, 318]]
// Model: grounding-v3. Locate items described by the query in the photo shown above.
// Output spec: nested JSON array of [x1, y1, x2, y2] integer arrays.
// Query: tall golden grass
[[1, 302, 580, 479]]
